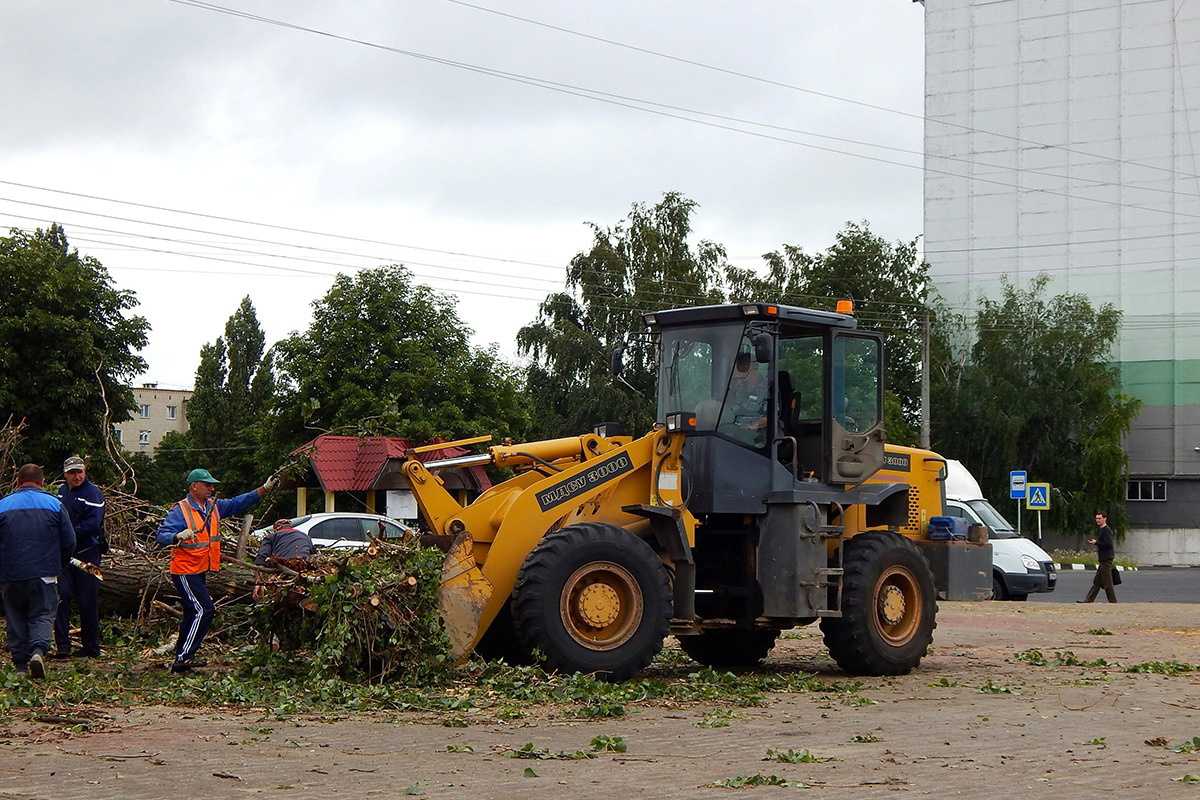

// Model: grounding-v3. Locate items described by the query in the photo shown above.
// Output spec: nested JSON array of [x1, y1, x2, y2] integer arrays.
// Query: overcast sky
[[1, 1, 927, 388]]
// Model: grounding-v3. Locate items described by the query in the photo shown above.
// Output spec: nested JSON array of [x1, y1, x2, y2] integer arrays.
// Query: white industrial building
[[919, 0, 1200, 563]]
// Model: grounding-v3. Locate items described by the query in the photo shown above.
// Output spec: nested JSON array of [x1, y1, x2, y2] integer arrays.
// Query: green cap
[[186, 468, 221, 485]]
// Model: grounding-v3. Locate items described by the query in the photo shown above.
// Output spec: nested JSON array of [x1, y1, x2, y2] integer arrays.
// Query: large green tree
[[267, 265, 528, 458], [931, 275, 1140, 533], [185, 297, 275, 493], [0, 225, 148, 474], [726, 221, 929, 445], [518, 192, 728, 438]]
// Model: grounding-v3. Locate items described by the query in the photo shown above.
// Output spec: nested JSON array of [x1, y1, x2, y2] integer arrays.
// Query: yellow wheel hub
[[878, 585, 907, 625], [561, 561, 644, 651], [874, 565, 922, 646], [577, 583, 621, 627]]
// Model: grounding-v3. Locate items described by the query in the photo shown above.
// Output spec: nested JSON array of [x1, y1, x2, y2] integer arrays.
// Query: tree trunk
[[98, 548, 258, 617]]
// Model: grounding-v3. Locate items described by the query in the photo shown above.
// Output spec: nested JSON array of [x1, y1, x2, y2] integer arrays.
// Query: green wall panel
[[1119, 360, 1200, 406]]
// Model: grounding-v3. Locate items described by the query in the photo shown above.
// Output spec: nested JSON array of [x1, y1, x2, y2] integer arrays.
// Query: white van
[[943, 460, 1057, 601]]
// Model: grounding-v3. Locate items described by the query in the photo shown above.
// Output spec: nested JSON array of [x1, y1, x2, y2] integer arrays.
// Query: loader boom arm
[[404, 427, 692, 659]]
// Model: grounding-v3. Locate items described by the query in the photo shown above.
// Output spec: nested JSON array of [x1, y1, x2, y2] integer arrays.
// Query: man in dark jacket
[[54, 455, 107, 658], [0, 464, 76, 678], [253, 519, 315, 599], [1082, 511, 1118, 603]]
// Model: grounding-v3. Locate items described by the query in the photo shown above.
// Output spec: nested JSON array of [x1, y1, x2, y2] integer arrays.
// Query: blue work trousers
[[3, 578, 59, 668], [172, 572, 215, 662], [55, 553, 102, 656]]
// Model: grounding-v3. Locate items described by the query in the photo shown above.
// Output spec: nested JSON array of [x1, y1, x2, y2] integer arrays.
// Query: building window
[[113, 427, 123, 444], [139, 404, 151, 418], [167, 405, 177, 420], [139, 430, 151, 446], [1127, 480, 1166, 502]]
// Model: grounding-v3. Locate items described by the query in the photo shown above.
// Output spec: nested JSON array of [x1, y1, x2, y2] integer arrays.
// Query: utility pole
[[920, 308, 930, 449]]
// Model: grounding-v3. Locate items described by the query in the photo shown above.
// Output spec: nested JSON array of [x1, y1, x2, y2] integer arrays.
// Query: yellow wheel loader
[[405, 302, 958, 681]]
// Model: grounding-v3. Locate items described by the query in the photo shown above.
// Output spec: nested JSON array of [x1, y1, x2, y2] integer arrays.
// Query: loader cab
[[647, 302, 885, 515]]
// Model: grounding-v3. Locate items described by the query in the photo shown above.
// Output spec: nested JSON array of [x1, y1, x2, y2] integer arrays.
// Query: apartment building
[[114, 383, 192, 452], [919, 1, 1200, 562]]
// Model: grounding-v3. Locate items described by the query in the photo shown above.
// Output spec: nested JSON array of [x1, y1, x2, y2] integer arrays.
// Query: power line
[[0, 179, 565, 273], [0, 201, 565, 290], [923, 226, 1200, 255], [60, 233, 548, 304], [439, 0, 1200, 184], [159, 0, 1200, 222], [11, 210, 1182, 327], [10, 196, 1189, 328]]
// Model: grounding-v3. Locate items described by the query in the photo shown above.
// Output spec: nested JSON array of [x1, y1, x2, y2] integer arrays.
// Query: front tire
[[678, 629, 779, 668], [991, 574, 1007, 601], [512, 523, 671, 682], [820, 532, 937, 676]]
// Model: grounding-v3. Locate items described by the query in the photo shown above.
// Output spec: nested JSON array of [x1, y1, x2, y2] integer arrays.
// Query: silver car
[[255, 513, 416, 551]]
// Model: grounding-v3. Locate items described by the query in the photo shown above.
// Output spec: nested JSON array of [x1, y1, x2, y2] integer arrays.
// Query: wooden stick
[[235, 513, 254, 561]]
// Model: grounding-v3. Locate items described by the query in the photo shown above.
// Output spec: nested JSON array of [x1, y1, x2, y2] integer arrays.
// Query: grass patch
[[1015, 649, 1111, 668], [1124, 661, 1197, 677], [764, 748, 835, 763]]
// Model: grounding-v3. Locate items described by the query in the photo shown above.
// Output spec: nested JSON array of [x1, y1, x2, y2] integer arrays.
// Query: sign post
[[1010, 471, 1027, 538], [1026, 482, 1050, 540]]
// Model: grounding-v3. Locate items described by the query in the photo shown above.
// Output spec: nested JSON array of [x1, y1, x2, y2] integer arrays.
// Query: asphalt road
[[1025, 566, 1200, 604]]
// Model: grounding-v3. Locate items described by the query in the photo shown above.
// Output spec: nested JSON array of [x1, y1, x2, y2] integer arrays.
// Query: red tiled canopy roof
[[296, 435, 490, 492]]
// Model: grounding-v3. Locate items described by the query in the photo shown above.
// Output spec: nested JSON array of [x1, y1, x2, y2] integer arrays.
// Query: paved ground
[[3, 602, 1200, 799], [1035, 566, 1200, 604]]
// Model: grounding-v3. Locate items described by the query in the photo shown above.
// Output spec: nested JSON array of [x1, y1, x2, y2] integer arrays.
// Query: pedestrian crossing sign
[[1026, 482, 1050, 511]]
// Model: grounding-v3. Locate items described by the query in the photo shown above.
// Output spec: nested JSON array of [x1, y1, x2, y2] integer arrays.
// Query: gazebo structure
[[290, 435, 491, 518]]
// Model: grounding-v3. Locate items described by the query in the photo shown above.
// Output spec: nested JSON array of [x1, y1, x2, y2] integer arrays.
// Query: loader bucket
[[437, 532, 494, 662]]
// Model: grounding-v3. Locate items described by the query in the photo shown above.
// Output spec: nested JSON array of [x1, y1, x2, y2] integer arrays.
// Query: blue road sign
[[1026, 482, 1050, 511], [1010, 471, 1027, 499]]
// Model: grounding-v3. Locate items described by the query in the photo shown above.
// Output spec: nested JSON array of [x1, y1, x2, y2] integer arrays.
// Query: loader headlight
[[1021, 554, 1040, 571], [593, 422, 626, 438], [665, 412, 697, 433]]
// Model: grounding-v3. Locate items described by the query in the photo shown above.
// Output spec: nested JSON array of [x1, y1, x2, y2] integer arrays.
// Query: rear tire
[[678, 629, 779, 668], [512, 523, 671, 682], [820, 532, 937, 676]]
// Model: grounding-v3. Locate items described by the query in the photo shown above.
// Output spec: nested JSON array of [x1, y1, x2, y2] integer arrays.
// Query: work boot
[[169, 657, 207, 673], [28, 652, 46, 679]]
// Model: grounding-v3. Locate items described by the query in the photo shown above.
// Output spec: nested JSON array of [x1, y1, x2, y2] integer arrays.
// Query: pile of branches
[[253, 539, 452, 684], [0, 416, 26, 492]]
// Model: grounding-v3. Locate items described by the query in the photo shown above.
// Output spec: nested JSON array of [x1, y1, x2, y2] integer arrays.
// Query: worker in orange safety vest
[[156, 468, 279, 672]]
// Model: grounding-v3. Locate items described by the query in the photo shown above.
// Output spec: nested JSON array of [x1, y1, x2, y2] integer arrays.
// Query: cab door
[[828, 332, 885, 484]]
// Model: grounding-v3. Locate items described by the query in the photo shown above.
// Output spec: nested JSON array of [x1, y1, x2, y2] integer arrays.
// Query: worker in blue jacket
[[54, 455, 107, 658], [0, 463, 76, 678]]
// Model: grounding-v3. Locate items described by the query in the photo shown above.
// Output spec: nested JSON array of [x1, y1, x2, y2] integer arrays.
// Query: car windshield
[[966, 499, 1018, 539]]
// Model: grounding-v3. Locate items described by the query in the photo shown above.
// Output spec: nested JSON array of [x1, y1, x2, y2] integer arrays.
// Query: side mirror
[[611, 342, 627, 378], [751, 331, 772, 363]]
